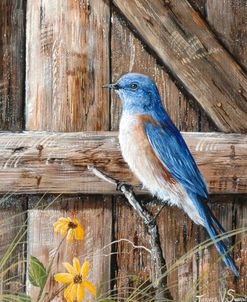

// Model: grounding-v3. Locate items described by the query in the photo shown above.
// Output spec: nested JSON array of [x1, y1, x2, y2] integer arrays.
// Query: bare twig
[[88, 165, 173, 301]]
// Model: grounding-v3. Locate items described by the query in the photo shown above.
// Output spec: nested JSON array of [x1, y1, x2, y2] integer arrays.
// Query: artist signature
[[196, 289, 247, 302]]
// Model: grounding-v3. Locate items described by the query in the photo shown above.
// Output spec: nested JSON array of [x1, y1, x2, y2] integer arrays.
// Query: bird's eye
[[130, 83, 138, 90]]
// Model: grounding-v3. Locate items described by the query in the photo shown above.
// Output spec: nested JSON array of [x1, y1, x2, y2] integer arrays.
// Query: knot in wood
[[36, 144, 43, 151]]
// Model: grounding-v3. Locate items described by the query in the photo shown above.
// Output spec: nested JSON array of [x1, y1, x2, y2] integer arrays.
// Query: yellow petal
[[82, 280, 96, 296], [80, 260, 89, 278], [59, 225, 68, 236], [66, 229, 74, 241], [63, 262, 77, 275], [54, 273, 73, 284], [64, 283, 77, 302], [75, 225, 84, 240], [72, 218, 79, 224], [54, 223, 65, 232], [73, 257, 81, 273], [54, 224, 63, 233], [53, 221, 63, 227], [77, 283, 85, 302]]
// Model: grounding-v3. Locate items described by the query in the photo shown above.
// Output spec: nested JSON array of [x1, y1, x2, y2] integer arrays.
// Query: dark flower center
[[68, 222, 77, 229], [73, 274, 82, 284]]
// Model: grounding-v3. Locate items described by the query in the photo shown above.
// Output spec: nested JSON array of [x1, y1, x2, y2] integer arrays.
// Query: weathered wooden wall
[[0, 0, 246, 301], [25, 0, 112, 300], [0, 0, 26, 296]]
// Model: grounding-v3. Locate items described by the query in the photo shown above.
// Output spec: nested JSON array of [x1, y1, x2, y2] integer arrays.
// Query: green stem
[[35, 236, 66, 302]]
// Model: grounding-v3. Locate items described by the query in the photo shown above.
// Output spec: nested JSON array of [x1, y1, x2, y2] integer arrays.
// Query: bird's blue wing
[[145, 120, 240, 276], [145, 121, 208, 199]]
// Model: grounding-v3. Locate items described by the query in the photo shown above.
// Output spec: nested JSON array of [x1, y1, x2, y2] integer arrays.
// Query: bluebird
[[104, 72, 239, 276]]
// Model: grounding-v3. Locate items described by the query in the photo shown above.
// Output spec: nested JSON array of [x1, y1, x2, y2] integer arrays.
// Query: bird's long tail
[[190, 193, 239, 277]]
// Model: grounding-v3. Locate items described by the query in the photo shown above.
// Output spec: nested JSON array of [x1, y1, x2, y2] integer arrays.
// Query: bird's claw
[[116, 181, 132, 192]]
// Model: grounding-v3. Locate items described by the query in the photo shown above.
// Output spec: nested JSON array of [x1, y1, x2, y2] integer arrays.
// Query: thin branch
[[88, 165, 173, 301]]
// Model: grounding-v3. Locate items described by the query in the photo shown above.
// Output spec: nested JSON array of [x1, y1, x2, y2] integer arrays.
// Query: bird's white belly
[[119, 113, 204, 225]]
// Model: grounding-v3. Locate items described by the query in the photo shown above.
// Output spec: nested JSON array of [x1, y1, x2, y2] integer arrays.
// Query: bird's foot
[[116, 181, 132, 192]]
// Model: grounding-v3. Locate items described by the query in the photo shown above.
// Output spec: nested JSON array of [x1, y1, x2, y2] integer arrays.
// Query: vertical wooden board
[[0, 0, 26, 296], [113, 198, 152, 300], [0, 198, 27, 295], [26, 0, 110, 131], [197, 1, 247, 299], [26, 196, 112, 301], [25, 0, 112, 300], [197, 199, 234, 300], [157, 207, 199, 301], [230, 195, 247, 295], [206, 0, 247, 71], [0, 0, 25, 131]]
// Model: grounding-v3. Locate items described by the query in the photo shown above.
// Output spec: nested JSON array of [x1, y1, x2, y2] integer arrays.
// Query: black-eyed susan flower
[[54, 257, 96, 302], [53, 217, 84, 241]]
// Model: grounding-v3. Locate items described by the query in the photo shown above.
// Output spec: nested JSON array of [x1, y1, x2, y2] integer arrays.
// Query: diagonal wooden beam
[[0, 131, 246, 194], [112, 0, 247, 133]]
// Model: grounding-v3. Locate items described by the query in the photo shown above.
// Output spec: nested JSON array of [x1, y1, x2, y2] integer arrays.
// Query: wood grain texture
[[0, 0, 26, 296], [206, 0, 247, 71], [195, 2, 247, 300], [25, 1, 112, 300], [112, 0, 247, 132], [0, 131, 245, 194], [110, 11, 213, 132], [26, 0, 110, 131], [0, 0, 25, 131], [0, 198, 27, 295]]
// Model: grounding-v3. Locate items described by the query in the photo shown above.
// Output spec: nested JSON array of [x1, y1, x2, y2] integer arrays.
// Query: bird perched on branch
[[103, 72, 239, 276]]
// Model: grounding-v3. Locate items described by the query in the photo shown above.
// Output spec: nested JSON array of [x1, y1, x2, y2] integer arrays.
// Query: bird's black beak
[[102, 83, 120, 90]]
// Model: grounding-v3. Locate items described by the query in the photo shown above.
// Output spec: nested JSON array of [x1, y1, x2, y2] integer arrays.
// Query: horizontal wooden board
[[112, 0, 247, 133], [0, 131, 246, 194]]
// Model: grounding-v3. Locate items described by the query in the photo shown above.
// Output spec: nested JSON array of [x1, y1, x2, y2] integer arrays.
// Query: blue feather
[[189, 192, 239, 277], [145, 117, 239, 276], [145, 114, 208, 199]]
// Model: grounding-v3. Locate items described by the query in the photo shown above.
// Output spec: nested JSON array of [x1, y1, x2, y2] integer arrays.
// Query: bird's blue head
[[103, 73, 162, 114]]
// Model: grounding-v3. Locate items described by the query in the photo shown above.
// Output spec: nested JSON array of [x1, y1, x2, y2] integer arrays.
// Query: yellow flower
[[53, 217, 84, 241], [54, 258, 96, 302]]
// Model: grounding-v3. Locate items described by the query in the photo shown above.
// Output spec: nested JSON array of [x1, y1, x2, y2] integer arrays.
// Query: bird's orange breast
[[119, 113, 176, 187]]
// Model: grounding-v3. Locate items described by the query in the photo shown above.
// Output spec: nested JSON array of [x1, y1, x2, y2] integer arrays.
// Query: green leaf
[[0, 294, 31, 302], [28, 255, 48, 288], [100, 300, 116, 302]]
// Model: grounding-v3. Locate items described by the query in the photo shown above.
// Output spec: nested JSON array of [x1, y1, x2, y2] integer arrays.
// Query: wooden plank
[[26, 0, 110, 131], [0, 198, 27, 295], [0, 0, 26, 296], [196, 2, 247, 300], [0, 131, 246, 194], [25, 0, 112, 300], [112, 0, 247, 132], [206, 0, 247, 71], [0, 0, 25, 131]]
